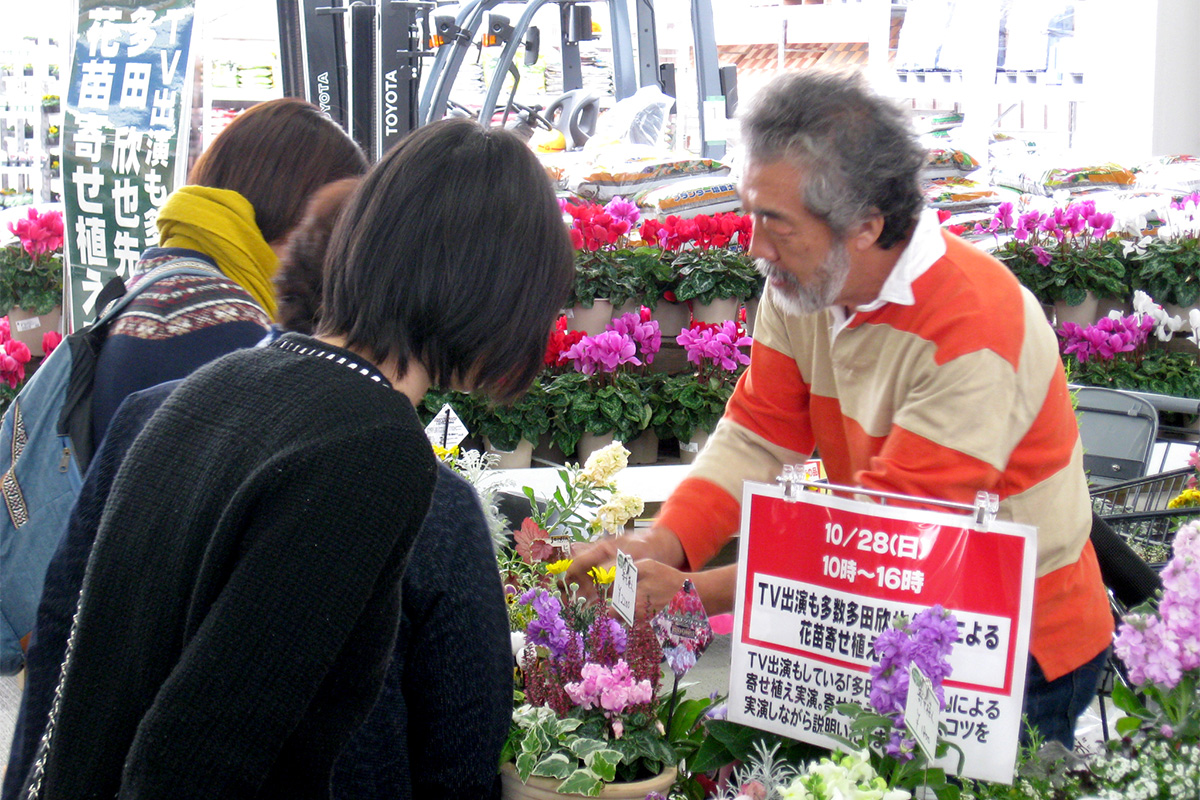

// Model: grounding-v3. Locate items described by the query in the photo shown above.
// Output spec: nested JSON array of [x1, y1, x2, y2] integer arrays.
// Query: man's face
[[740, 158, 852, 316]]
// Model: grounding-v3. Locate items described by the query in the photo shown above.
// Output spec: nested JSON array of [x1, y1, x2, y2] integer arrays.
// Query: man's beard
[[755, 240, 851, 317]]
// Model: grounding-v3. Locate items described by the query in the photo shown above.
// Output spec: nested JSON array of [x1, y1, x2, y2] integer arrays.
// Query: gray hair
[[739, 70, 926, 249]]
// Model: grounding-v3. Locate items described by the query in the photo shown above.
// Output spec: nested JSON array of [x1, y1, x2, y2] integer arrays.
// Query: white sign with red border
[[728, 481, 1036, 785]]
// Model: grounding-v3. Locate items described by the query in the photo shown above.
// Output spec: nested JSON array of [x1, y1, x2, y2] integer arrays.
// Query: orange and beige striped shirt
[[659, 223, 1112, 681]]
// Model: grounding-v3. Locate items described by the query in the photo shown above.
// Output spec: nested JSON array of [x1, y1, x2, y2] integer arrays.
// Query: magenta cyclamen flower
[[563, 330, 641, 375], [604, 196, 640, 227], [607, 311, 661, 364], [677, 321, 752, 373]]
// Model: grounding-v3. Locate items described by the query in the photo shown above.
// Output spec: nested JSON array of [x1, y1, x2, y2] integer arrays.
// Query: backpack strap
[[56, 257, 226, 471]]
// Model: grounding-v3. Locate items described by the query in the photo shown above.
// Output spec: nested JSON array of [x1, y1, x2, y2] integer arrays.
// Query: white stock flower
[[579, 442, 629, 486], [590, 492, 645, 534]]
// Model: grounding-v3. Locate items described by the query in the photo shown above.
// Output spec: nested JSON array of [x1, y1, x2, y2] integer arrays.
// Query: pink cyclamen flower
[[563, 330, 640, 375], [607, 311, 661, 364], [604, 196, 640, 227]]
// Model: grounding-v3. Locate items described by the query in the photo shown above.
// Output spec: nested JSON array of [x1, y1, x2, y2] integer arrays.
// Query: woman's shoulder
[[109, 258, 270, 340]]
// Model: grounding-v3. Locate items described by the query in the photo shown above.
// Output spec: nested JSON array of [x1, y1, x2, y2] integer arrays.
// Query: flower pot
[[691, 296, 741, 325], [1096, 296, 1130, 321], [7, 305, 61, 357], [483, 436, 534, 469], [624, 428, 658, 465], [531, 437, 569, 467], [652, 301, 689, 337], [567, 299, 613, 336], [679, 428, 711, 465], [500, 762, 677, 800], [744, 296, 760, 336], [1053, 292, 1100, 329], [576, 431, 615, 465]]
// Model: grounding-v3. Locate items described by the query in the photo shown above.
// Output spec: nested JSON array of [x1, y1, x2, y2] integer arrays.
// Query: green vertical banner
[[63, 0, 197, 329]]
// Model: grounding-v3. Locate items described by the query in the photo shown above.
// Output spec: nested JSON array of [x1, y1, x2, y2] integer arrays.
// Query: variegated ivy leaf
[[531, 753, 574, 780], [555, 718, 583, 735], [583, 748, 624, 783], [515, 751, 538, 782], [556, 768, 604, 797], [568, 738, 607, 759]]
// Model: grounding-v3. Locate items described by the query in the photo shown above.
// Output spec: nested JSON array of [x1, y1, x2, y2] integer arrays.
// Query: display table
[[494, 463, 694, 509]]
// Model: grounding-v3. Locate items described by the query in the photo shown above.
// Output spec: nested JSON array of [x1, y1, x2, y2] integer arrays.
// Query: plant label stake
[[423, 403, 468, 451], [613, 550, 638, 627], [905, 663, 940, 761]]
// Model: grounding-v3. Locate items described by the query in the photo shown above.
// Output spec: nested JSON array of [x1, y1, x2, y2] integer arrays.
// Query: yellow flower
[[546, 558, 573, 575], [1168, 488, 1200, 509], [589, 565, 616, 586], [579, 442, 630, 486], [432, 444, 460, 463]]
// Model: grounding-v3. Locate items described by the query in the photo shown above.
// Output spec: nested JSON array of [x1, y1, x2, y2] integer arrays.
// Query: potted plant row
[[1, 207, 64, 358], [562, 197, 763, 337]]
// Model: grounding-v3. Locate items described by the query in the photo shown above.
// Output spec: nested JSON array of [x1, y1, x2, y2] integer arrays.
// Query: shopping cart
[[1089, 466, 1199, 741], [1091, 466, 1197, 566]]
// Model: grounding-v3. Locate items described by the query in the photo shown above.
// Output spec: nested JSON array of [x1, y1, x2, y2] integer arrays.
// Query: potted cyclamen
[[653, 320, 752, 463], [1129, 192, 1200, 336], [563, 197, 645, 335], [643, 212, 759, 325], [477, 379, 552, 469], [546, 311, 658, 464], [983, 200, 1127, 326], [0, 207, 64, 357]]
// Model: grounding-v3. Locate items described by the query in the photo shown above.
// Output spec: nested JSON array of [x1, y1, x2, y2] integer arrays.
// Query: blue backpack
[[0, 258, 219, 673]]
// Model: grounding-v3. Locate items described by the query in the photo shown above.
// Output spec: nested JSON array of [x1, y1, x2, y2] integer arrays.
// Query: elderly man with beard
[[569, 69, 1112, 750]]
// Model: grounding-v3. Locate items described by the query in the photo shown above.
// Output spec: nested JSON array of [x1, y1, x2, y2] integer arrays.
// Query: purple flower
[[520, 588, 578, 659], [589, 616, 628, 656], [663, 645, 697, 676], [885, 729, 917, 762], [1031, 245, 1051, 266], [605, 196, 640, 227]]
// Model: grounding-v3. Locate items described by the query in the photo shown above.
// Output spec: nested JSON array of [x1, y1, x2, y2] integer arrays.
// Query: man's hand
[[567, 525, 687, 603]]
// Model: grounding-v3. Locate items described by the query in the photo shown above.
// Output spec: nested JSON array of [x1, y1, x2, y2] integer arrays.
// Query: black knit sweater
[[31, 335, 437, 799]]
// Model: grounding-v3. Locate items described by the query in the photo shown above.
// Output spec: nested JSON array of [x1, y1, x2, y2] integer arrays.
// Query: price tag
[[13, 316, 42, 333], [905, 662, 940, 761], [423, 403, 469, 451], [612, 550, 638, 627]]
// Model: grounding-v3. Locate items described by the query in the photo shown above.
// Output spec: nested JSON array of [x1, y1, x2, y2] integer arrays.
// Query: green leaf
[[1110, 680, 1148, 716], [515, 751, 538, 781], [568, 738, 607, 759], [584, 748, 623, 782], [556, 768, 604, 796], [531, 752, 575, 780], [1115, 715, 1144, 736]]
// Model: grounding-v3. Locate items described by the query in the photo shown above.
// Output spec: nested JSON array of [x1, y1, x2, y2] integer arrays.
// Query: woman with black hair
[[22, 118, 575, 800]]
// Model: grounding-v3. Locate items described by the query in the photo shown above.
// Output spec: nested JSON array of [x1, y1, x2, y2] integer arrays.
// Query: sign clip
[[973, 491, 1000, 529]]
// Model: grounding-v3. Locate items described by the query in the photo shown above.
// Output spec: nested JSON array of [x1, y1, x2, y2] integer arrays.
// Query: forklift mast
[[276, 0, 735, 160]]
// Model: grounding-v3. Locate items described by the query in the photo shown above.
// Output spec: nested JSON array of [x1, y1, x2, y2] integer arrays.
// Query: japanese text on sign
[[728, 481, 1036, 786], [65, 0, 196, 328]]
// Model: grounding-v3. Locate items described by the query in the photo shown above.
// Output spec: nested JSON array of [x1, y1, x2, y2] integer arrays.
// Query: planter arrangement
[[494, 443, 718, 798]]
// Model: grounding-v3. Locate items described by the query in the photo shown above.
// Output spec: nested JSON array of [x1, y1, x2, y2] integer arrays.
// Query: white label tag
[[906, 662, 940, 761], [13, 316, 42, 332], [612, 550, 638, 627], [424, 404, 469, 450]]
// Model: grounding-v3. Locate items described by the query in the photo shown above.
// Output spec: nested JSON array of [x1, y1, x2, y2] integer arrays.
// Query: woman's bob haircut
[[320, 118, 575, 401], [188, 97, 368, 243]]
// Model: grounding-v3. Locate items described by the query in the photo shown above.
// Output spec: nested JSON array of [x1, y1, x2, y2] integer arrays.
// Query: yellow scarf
[[157, 186, 280, 319]]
